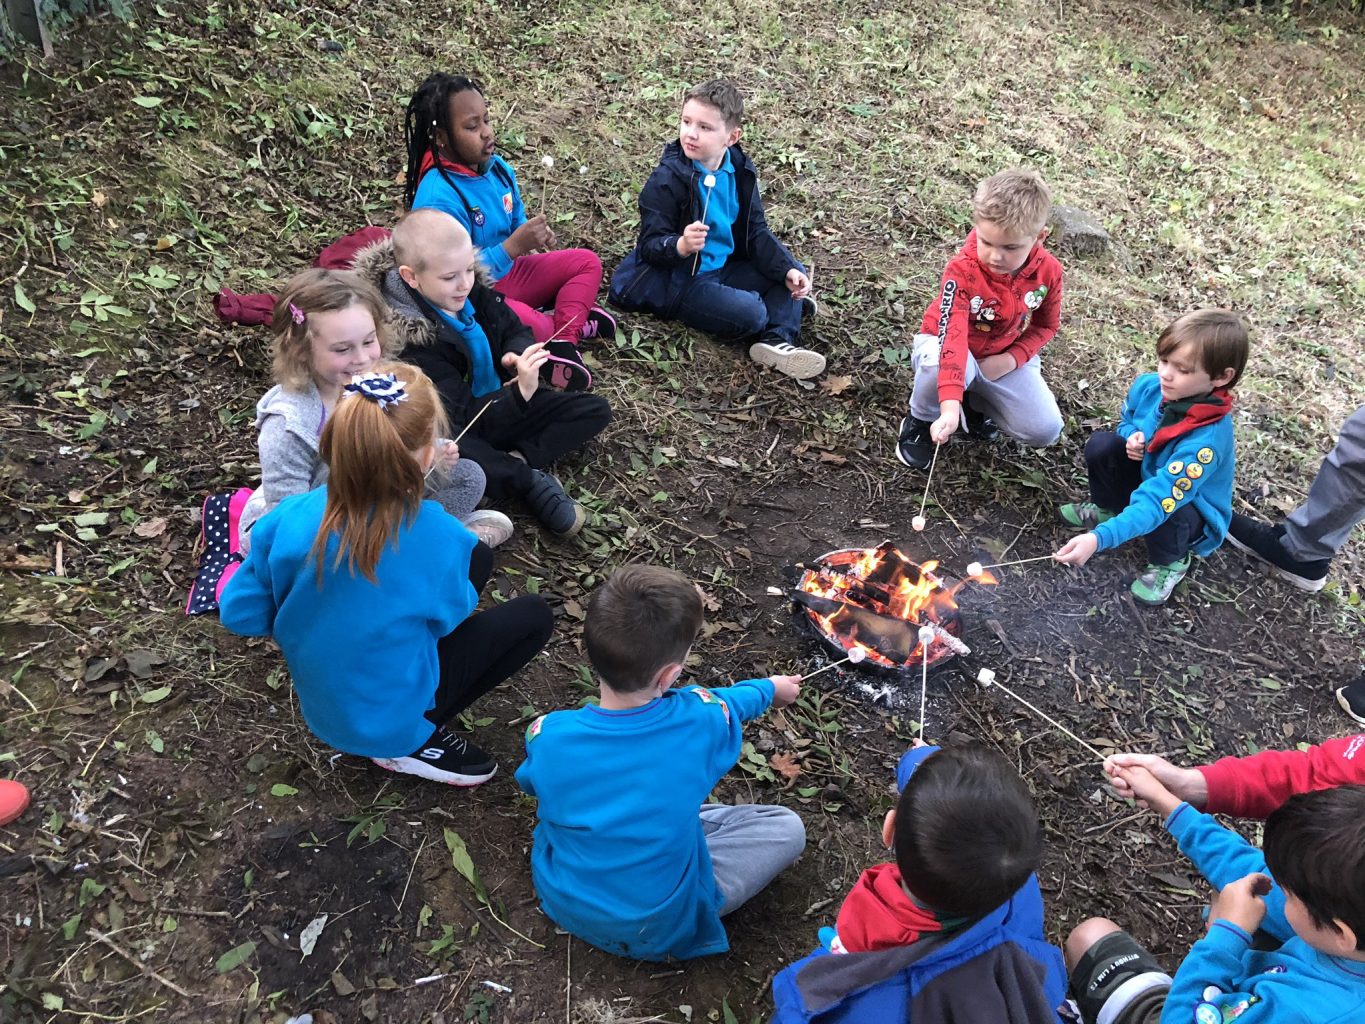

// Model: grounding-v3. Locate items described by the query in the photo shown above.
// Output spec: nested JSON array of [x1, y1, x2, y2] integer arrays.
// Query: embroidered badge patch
[[1167, 460, 1185, 476], [1162, 497, 1177, 513], [526, 715, 545, 742], [1175, 477, 1192, 492], [502, 192, 514, 214], [692, 688, 730, 724], [1187, 462, 1204, 480], [471, 207, 486, 227], [1197, 447, 1215, 464], [1171, 485, 1185, 501]]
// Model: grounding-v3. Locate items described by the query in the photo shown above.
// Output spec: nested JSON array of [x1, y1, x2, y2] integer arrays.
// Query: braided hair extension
[[402, 73, 484, 211]]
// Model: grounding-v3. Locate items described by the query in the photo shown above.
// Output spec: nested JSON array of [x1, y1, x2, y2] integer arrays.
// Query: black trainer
[[372, 725, 497, 787], [1336, 673, 1365, 726], [895, 416, 935, 470], [541, 340, 592, 392], [1225, 513, 1330, 592], [524, 469, 587, 536], [960, 393, 1000, 441]]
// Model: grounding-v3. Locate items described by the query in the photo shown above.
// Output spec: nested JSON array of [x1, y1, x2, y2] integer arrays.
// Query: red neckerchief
[[1147, 388, 1234, 454], [418, 150, 482, 180], [834, 863, 944, 953]]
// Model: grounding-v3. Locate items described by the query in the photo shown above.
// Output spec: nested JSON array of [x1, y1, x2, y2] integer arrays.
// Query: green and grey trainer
[[1130, 555, 1192, 606], [1059, 502, 1117, 529]]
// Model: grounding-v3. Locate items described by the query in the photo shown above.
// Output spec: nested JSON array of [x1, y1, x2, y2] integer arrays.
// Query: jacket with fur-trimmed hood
[[352, 237, 535, 431]]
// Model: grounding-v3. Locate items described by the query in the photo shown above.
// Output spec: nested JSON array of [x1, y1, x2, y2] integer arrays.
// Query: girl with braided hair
[[403, 73, 614, 389], [220, 361, 553, 787]]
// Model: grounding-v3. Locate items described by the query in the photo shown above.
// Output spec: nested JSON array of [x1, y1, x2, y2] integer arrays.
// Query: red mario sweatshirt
[[1198, 733, 1365, 819], [917, 230, 1064, 405]]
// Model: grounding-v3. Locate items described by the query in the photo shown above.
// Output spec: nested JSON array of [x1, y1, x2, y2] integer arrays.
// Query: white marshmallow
[[703, 173, 716, 188], [911, 515, 926, 531], [917, 625, 935, 646], [847, 647, 866, 664], [976, 668, 996, 686], [967, 561, 983, 577], [541, 155, 555, 169]]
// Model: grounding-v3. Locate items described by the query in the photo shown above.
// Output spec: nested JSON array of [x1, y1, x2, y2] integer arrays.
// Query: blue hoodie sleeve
[[1091, 427, 1228, 552], [895, 744, 941, 790], [483, 157, 524, 279], [707, 678, 775, 725], [1115, 378, 1143, 441], [1160, 919, 1256, 1024], [1164, 803, 1292, 943]]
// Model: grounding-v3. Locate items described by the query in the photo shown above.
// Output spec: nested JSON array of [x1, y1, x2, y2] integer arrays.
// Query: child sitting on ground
[[607, 78, 824, 381], [403, 72, 612, 386], [354, 210, 612, 537], [1054, 309, 1250, 605], [220, 362, 553, 786], [1065, 766, 1365, 1024], [236, 269, 512, 550], [770, 742, 1066, 1023], [514, 564, 806, 960], [896, 168, 1065, 470]]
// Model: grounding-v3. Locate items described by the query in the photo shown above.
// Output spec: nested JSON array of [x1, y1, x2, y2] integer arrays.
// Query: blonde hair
[[1156, 309, 1250, 389], [392, 208, 473, 275], [971, 168, 1053, 235], [311, 360, 449, 584], [270, 269, 394, 393]]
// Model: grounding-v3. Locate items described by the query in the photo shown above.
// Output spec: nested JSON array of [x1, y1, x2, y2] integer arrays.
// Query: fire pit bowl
[[783, 542, 969, 677]]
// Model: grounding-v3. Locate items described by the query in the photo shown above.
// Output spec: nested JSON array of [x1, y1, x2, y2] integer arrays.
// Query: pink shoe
[[579, 307, 617, 342], [0, 780, 30, 826], [542, 341, 593, 391]]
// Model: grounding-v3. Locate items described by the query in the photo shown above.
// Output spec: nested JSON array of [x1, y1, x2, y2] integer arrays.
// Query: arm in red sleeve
[[932, 273, 973, 405], [1003, 270, 1062, 370], [1198, 734, 1365, 818]]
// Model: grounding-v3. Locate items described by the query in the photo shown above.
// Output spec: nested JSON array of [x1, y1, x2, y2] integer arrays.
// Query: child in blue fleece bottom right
[[770, 742, 1066, 1023], [1065, 766, 1365, 1024]]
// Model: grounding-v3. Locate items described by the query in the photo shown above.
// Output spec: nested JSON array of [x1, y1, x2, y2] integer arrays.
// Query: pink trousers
[[494, 248, 603, 344]]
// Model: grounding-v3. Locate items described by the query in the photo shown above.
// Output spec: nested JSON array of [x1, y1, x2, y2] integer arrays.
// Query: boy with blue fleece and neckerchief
[[1064, 768, 1365, 1024], [514, 564, 806, 961], [608, 78, 825, 381], [771, 742, 1066, 1024], [1054, 309, 1250, 605]]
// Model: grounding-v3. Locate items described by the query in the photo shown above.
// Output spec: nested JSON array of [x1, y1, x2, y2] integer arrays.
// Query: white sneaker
[[462, 509, 514, 548], [749, 340, 826, 380]]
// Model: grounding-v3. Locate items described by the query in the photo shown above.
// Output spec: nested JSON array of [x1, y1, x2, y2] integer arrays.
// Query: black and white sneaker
[[373, 726, 497, 787], [1225, 513, 1330, 592], [1335, 673, 1365, 726], [524, 470, 587, 536], [959, 393, 1000, 441], [895, 416, 935, 470], [800, 294, 819, 321]]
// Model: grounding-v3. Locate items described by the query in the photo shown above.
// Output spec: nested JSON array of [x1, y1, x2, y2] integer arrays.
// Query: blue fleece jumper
[[219, 488, 479, 758], [434, 305, 500, 398], [514, 678, 776, 961], [1160, 803, 1365, 1023], [412, 154, 525, 281], [1092, 373, 1236, 556], [694, 152, 737, 274]]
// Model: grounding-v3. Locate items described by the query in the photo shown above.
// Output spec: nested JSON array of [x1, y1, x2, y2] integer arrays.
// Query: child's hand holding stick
[[1053, 533, 1099, 566], [539, 155, 554, 218], [1109, 764, 1181, 818], [503, 341, 550, 402], [1104, 753, 1208, 810], [690, 173, 717, 276], [929, 400, 961, 446]]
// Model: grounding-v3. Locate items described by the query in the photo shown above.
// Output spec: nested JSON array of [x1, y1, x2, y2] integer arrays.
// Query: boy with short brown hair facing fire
[[1054, 309, 1250, 605]]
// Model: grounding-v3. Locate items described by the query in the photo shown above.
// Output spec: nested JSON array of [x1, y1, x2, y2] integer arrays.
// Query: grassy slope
[[1, 1, 1363, 1021]]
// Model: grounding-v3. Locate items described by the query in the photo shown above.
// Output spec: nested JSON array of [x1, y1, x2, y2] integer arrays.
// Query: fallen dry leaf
[[133, 516, 168, 539], [769, 751, 802, 783], [817, 451, 847, 466], [819, 375, 854, 396]]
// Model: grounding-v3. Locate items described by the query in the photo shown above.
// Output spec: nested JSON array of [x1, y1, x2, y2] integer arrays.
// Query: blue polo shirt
[[694, 152, 738, 275]]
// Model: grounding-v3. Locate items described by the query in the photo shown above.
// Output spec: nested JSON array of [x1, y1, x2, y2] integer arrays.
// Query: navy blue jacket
[[608, 141, 799, 317]]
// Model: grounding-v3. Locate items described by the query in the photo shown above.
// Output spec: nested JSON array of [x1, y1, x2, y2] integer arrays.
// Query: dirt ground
[[2, 1, 1363, 1022]]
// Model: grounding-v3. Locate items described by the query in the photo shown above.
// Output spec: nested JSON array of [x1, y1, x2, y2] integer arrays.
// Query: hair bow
[[288, 302, 306, 325], [344, 372, 408, 410]]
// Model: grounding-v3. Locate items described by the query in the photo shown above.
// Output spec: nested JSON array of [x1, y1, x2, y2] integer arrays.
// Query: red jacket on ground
[[1199, 734, 1365, 818], [917, 230, 1063, 404]]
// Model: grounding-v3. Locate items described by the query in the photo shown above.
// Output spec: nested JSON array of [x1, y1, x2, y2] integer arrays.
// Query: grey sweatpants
[[701, 803, 806, 916], [427, 458, 488, 522], [907, 333, 1064, 447], [1283, 404, 1365, 560]]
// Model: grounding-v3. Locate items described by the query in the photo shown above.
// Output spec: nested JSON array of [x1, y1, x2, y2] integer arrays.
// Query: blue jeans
[[673, 259, 803, 345], [701, 803, 806, 915]]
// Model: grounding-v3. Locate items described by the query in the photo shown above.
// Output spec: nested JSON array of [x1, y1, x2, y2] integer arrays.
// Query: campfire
[[782, 542, 984, 674]]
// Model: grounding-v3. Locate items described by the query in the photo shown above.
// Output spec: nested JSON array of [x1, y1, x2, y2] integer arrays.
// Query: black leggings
[[425, 542, 554, 726], [1085, 431, 1205, 565]]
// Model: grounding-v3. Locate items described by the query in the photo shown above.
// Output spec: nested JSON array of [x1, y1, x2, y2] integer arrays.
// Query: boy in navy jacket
[[770, 742, 1066, 1023], [609, 79, 825, 380], [1054, 309, 1249, 605], [1066, 768, 1365, 1024]]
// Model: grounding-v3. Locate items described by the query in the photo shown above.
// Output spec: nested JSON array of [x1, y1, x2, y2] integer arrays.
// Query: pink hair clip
[[288, 302, 306, 325]]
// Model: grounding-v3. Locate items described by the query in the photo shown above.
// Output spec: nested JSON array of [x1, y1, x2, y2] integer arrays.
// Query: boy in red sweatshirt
[[1104, 735, 1365, 818], [895, 168, 1065, 470]]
